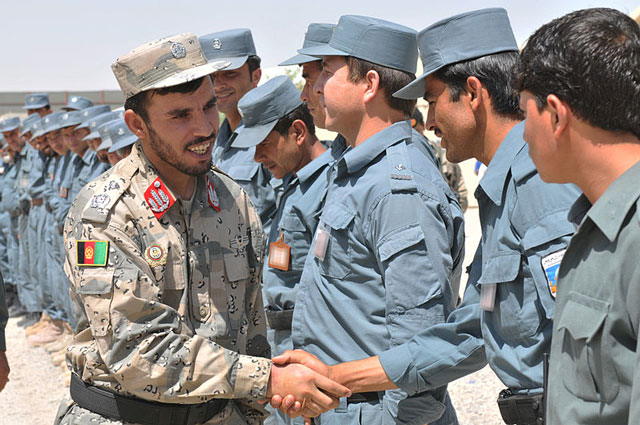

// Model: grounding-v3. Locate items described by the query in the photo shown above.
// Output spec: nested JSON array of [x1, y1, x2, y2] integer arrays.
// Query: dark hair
[[433, 51, 522, 120], [247, 55, 262, 81], [272, 103, 316, 137], [124, 76, 209, 123], [517, 8, 640, 138], [345, 57, 417, 117]]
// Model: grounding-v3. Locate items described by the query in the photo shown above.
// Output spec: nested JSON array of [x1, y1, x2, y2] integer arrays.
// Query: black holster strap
[[70, 373, 227, 425], [266, 309, 294, 330], [347, 392, 381, 404], [497, 390, 544, 425]]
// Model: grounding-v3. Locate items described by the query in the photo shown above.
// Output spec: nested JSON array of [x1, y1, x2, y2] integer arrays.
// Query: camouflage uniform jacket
[[62, 141, 272, 424]]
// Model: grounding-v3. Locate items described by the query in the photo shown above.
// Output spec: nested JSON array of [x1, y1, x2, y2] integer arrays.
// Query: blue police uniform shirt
[[2, 150, 27, 216], [379, 122, 582, 394], [292, 121, 464, 424], [16, 146, 32, 208], [212, 118, 279, 234], [90, 154, 110, 176], [69, 149, 100, 203], [54, 152, 76, 226], [0, 272, 6, 350], [27, 150, 50, 201]]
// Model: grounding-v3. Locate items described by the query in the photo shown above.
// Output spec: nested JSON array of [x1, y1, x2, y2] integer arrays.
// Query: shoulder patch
[[77, 240, 109, 266], [80, 160, 136, 224]]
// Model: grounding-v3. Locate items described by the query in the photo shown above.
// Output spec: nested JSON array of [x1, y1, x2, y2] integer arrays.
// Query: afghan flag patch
[[76, 240, 109, 267]]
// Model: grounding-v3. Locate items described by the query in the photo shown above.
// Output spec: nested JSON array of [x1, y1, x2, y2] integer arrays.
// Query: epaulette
[[80, 158, 137, 224], [386, 141, 417, 193]]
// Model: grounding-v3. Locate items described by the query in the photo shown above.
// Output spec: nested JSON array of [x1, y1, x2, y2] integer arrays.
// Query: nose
[[301, 81, 310, 103], [425, 106, 436, 132], [193, 108, 214, 138], [313, 72, 326, 97], [254, 143, 266, 163]]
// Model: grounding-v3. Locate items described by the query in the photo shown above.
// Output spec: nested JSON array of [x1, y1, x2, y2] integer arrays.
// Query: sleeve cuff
[[379, 344, 417, 395], [232, 355, 272, 399]]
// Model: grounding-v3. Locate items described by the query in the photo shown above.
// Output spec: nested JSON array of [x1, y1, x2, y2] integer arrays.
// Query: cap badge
[[118, 128, 125, 136], [212, 39, 222, 50], [170, 42, 187, 59], [29, 97, 35, 103], [71, 96, 77, 102], [63, 113, 69, 120]]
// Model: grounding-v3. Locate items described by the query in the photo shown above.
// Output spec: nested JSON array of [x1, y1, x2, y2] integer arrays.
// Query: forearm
[[331, 356, 397, 393]]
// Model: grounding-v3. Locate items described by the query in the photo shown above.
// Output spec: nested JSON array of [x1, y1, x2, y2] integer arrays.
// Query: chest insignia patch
[[76, 240, 109, 267], [144, 177, 175, 220], [90, 193, 110, 209], [206, 176, 221, 212], [541, 249, 566, 298], [144, 244, 167, 267]]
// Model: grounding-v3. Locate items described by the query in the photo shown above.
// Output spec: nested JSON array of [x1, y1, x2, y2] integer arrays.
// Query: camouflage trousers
[[54, 398, 265, 425]]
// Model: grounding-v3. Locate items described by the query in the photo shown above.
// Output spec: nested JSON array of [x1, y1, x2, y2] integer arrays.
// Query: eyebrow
[[166, 95, 217, 117]]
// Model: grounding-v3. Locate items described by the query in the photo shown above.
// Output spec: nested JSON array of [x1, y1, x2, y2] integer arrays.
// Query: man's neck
[[225, 110, 243, 132], [347, 108, 406, 148], [478, 117, 521, 166], [294, 137, 326, 176], [75, 146, 89, 158]]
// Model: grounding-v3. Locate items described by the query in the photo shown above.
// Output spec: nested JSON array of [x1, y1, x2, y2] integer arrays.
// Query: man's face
[[423, 75, 477, 163], [39, 135, 54, 156], [141, 77, 219, 177], [2, 129, 23, 151], [314, 56, 364, 136], [64, 126, 90, 155], [28, 106, 50, 117], [47, 130, 68, 155], [212, 63, 259, 116], [301, 61, 326, 129], [96, 148, 109, 163], [254, 126, 303, 179], [107, 151, 124, 165], [87, 138, 101, 152], [520, 91, 560, 183]]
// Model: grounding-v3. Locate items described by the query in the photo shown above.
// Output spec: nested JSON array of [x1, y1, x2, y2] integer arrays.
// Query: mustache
[[185, 130, 216, 149]]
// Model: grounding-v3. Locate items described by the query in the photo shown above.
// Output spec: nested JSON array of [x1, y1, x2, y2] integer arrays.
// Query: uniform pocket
[[316, 203, 355, 279], [280, 212, 309, 270], [556, 292, 618, 403], [75, 267, 116, 337]]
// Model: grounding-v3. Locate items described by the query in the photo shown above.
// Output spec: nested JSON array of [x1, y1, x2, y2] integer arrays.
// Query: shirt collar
[[476, 121, 526, 206], [216, 118, 243, 152], [582, 160, 640, 242], [297, 149, 333, 185], [338, 120, 412, 176]]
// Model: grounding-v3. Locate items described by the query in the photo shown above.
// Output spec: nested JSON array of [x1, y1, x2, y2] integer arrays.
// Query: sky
[[1, 0, 638, 92]]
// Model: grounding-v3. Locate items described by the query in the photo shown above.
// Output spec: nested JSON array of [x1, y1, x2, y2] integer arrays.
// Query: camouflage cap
[[112, 33, 230, 99]]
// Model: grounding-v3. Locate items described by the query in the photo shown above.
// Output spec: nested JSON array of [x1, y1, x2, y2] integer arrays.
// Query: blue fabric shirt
[[53, 152, 75, 225], [212, 118, 280, 235], [28, 150, 50, 200], [17, 145, 35, 204], [1, 149, 28, 216], [379, 122, 582, 394], [0, 271, 7, 351], [292, 121, 465, 424]]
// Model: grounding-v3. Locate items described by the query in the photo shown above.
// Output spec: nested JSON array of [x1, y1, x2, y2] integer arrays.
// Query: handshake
[[265, 350, 349, 424]]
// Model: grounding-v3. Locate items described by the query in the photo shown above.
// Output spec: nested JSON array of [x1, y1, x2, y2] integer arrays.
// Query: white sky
[[1, 0, 638, 91]]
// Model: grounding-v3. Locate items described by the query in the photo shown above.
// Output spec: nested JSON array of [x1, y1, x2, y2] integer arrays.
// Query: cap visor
[[83, 131, 99, 142], [206, 56, 248, 70], [23, 103, 47, 110], [96, 140, 111, 151], [2, 125, 19, 132], [298, 44, 349, 58], [232, 121, 278, 149], [144, 60, 230, 92], [393, 73, 429, 100], [109, 135, 137, 153], [279, 54, 318, 66]]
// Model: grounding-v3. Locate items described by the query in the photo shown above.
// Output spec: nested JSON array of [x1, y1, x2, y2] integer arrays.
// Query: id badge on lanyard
[[268, 231, 291, 271]]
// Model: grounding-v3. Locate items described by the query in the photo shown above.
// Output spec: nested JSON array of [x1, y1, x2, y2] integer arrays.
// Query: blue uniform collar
[[297, 148, 333, 185], [216, 118, 243, 152], [476, 121, 526, 206], [338, 120, 412, 176], [574, 160, 640, 242]]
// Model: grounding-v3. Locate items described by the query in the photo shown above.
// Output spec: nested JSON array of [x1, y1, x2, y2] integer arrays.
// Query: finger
[[280, 394, 295, 410], [269, 394, 283, 408], [306, 389, 340, 412], [301, 399, 324, 417], [313, 373, 351, 398], [284, 397, 301, 416], [272, 350, 296, 364], [304, 417, 313, 425]]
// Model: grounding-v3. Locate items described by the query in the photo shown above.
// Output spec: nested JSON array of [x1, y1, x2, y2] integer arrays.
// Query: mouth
[[215, 91, 234, 101], [186, 140, 213, 155]]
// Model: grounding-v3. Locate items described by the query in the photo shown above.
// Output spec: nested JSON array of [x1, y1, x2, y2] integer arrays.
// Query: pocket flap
[[224, 253, 250, 282], [378, 223, 425, 262], [557, 293, 609, 342], [227, 163, 259, 182], [478, 253, 521, 284], [321, 203, 356, 230], [281, 212, 306, 232]]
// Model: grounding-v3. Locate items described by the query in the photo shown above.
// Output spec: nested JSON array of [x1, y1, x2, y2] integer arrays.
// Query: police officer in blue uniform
[[273, 9, 581, 425], [277, 15, 465, 425], [199, 29, 280, 236]]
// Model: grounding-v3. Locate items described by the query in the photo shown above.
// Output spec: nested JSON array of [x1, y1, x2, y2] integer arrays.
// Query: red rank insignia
[[144, 177, 175, 220], [206, 176, 221, 212]]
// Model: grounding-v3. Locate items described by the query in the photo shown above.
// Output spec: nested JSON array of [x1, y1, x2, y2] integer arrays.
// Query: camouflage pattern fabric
[[57, 141, 271, 424]]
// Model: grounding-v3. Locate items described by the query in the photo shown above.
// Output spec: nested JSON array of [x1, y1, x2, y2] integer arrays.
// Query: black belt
[[266, 309, 294, 330], [497, 389, 544, 425], [70, 373, 228, 425], [347, 392, 380, 404]]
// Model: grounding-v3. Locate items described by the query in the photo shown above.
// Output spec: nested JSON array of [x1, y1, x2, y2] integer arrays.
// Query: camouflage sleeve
[[64, 209, 272, 404]]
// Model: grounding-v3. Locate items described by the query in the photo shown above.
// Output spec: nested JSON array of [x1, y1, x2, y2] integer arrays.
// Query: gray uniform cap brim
[[22, 102, 48, 110], [109, 135, 138, 153], [232, 120, 279, 149], [206, 56, 247, 71], [279, 53, 319, 66], [297, 44, 349, 58], [96, 138, 112, 151]]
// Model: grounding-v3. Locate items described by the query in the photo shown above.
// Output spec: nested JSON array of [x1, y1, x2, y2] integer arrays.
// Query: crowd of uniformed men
[[0, 5, 638, 425]]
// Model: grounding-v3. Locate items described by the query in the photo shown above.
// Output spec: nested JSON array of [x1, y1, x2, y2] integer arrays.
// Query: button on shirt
[[547, 160, 640, 425], [379, 122, 581, 395], [212, 118, 279, 235], [292, 121, 465, 424]]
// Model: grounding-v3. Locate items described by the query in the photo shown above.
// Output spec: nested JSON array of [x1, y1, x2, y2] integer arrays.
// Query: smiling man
[[54, 33, 348, 425]]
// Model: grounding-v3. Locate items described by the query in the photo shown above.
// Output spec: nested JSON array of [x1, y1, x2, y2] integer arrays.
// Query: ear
[[363, 70, 381, 104], [124, 109, 148, 141], [466, 76, 485, 111], [290, 119, 307, 146], [546, 94, 569, 138], [251, 67, 262, 88]]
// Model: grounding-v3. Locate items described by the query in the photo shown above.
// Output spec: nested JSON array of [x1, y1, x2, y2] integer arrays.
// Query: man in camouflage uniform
[[54, 33, 349, 425]]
